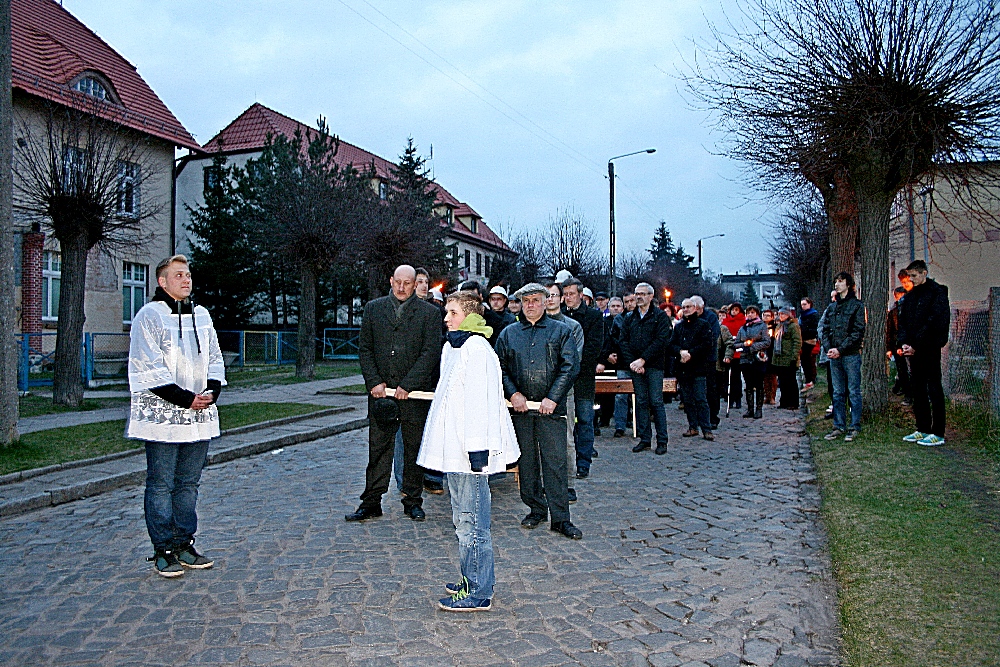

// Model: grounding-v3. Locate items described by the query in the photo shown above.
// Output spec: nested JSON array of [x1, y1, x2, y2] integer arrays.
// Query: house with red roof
[[175, 103, 514, 309], [11, 0, 200, 336]]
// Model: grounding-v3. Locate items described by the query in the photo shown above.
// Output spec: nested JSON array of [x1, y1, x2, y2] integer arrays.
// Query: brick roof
[[12, 0, 199, 150], [205, 103, 511, 253]]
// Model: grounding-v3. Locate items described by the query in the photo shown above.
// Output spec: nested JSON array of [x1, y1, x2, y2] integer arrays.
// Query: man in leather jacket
[[821, 272, 866, 441], [495, 283, 582, 539]]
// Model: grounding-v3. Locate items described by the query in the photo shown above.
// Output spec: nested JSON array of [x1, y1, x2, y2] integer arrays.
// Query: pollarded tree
[[687, 0, 1000, 412], [14, 101, 162, 406], [542, 204, 602, 278]]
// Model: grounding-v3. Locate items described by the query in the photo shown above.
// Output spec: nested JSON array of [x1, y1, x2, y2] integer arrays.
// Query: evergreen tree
[[741, 279, 762, 309], [186, 155, 261, 328], [645, 221, 698, 299]]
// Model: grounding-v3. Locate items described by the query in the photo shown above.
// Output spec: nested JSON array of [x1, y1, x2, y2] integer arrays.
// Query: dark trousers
[[362, 401, 429, 510], [512, 413, 570, 523], [680, 376, 711, 431], [775, 364, 800, 408], [706, 371, 719, 424], [892, 352, 911, 396], [801, 343, 817, 384], [822, 361, 833, 397], [729, 359, 744, 404], [909, 349, 946, 437], [741, 362, 764, 393]]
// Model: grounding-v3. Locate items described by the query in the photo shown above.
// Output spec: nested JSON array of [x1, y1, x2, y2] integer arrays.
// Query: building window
[[485, 255, 491, 276], [62, 146, 87, 195], [117, 161, 140, 217], [72, 76, 108, 101], [476, 252, 482, 275], [42, 251, 61, 321], [379, 181, 388, 200], [204, 165, 221, 194], [470, 218, 478, 234], [445, 208, 453, 225], [122, 262, 147, 324], [464, 249, 471, 269]]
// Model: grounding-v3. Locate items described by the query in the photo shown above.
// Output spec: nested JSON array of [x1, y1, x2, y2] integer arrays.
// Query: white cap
[[489, 285, 508, 298], [555, 269, 573, 284], [583, 287, 594, 299]]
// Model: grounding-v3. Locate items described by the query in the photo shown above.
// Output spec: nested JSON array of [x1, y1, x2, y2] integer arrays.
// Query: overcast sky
[[64, 0, 777, 275]]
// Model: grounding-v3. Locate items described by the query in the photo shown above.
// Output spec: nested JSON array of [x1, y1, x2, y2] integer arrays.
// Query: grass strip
[[807, 395, 1000, 666], [0, 402, 328, 476], [18, 395, 130, 418], [224, 361, 361, 388]]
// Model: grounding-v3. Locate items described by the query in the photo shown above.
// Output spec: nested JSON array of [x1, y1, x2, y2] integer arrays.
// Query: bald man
[[348, 265, 444, 522]]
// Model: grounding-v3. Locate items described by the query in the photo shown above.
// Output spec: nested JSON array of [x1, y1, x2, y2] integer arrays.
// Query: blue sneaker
[[438, 588, 491, 612], [902, 431, 926, 443], [444, 576, 468, 595], [917, 434, 945, 447]]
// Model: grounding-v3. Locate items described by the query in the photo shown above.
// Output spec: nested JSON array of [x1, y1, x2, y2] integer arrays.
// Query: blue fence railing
[[323, 328, 361, 360]]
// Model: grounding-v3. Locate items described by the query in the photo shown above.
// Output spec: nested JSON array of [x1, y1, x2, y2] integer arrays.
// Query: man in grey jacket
[[495, 283, 582, 539]]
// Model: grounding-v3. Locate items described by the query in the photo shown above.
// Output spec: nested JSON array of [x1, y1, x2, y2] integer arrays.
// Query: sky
[[63, 0, 777, 275]]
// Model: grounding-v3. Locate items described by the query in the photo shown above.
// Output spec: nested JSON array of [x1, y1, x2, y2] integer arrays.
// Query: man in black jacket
[[562, 278, 604, 479], [620, 282, 672, 454], [347, 265, 443, 523], [896, 260, 950, 446], [495, 283, 582, 539], [821, 272, 866, 442], [672, 298, 716, 440]]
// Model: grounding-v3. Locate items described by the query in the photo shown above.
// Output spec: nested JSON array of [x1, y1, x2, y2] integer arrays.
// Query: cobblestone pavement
[[0, 402, 839, 666]]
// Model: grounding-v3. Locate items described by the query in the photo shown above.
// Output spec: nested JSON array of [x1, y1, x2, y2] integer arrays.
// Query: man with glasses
[[619, 283, 672, 454]]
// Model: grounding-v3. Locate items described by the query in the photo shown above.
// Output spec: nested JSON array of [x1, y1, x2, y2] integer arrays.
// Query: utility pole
[[696, 233, 725, 280], [608, 148, 655, 298], [0, 0, 19, 445]]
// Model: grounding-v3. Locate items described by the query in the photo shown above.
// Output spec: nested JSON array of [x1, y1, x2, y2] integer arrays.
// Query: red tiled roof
[[12, 0, 199, 150], [205, 103, 512, 253]]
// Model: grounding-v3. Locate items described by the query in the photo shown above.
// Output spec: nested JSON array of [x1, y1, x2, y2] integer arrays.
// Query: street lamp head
[[645, 148, 656, 153]]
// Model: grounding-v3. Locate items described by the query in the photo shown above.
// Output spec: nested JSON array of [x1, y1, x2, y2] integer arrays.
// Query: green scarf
[[459, 313, 494, 338]]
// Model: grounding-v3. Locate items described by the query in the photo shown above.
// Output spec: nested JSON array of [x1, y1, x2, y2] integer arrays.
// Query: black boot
[[742, 390, 755, 418], [754, 390, 764, 419]]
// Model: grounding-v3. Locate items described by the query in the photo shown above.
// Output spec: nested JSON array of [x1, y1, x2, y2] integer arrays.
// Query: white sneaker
[[902, 431, 926, 443], [917, 434, 945, 447]]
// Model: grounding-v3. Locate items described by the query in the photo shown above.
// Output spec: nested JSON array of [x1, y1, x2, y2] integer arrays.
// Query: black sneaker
[[632, 442, 651, 453], [148, 549, 184, 578], [521, 512, 546, 529], [655, 443, 669, 455], [445, 576, 469, 596], [175, 539, 213, 569], [613, 429, 625, 438], [423, 480, 445, 495], [576, 468, 589, 479], [567, 488, 577, 503]]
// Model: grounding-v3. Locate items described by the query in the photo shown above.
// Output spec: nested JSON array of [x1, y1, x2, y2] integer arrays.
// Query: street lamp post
[[696, 233, 725, 280], [608, 148, 655, 297]]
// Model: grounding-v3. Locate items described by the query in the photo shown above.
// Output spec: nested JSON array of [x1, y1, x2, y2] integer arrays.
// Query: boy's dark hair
[[834, 271, 856, 290], [562, 277, 584, 291], [458, 280, 484, 297], [415, 267, 430, 279], [801, 296, 813, 307], [543, 280, 563, 295], [905, 259, 929, 273], [894, 286, 907, 296], [898, 268, 910, 280]]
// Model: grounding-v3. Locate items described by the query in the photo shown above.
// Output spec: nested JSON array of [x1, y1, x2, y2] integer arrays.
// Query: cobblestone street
[[0, 404, 839, 666]]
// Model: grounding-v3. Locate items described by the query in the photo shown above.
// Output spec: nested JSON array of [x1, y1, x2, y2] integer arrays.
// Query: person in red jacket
[[721, 303, 747, 409]]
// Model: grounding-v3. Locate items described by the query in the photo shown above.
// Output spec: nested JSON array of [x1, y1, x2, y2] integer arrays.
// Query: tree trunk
[[296, 262, 316, 378], [854, 180, 893, 416], [0, 0, 19, 443], [824, 169, 859, 276], [52, 235, 89, 407]]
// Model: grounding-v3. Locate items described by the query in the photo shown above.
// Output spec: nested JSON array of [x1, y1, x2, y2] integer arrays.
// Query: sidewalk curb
[[0, 416, 369, 518], [0, 406, 353, 486]]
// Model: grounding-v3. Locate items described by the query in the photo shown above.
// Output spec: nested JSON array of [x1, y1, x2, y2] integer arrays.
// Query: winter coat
[[896, 278, 950, 352], [564, 304, 605, 399], [700, 309, 721, 363], [598, 314, 621, 370], [716, 324, 736, 372], [799, 308, 819, 343], [619, 306, 672, 370], [494, 314, 580, 416], [770, 320, 802, 368], [417, 333, 520, 475], [359, 293, 443, 421], [736, 317, 771, 365], [485, 309, 516, 347], [669, 315, 715, 377], [723, 312, 747, 359], [126, 290, 226, 443], [822, 293, 866, 356]]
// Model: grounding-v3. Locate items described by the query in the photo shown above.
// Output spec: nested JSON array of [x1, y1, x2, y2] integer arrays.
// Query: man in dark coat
[[562, 278, 604, 479], [821, 272, 865, 441], [620, 282, 672, 454], [347, 265, 443, 523], [896, 260, 950, 446], [671, 298, 716, 440]]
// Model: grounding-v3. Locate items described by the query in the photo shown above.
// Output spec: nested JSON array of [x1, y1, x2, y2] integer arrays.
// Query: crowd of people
[[126, 256, 950, 614]]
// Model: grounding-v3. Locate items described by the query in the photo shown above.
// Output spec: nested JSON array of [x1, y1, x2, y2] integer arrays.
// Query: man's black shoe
[[550, 521, 583, 539], [594, 427, 601, 437], [632, 442, 651, 452], [423, 480, 444, 495], [345, 506, 382, 522], [405, 505, 426, 521], [655, 443, 668, 455], [592, 448, 599, 458], [567, 488, 577, 503], [521, 513, 546, 529], [614, 429, 626, 438], [576, 468, 589, 479]]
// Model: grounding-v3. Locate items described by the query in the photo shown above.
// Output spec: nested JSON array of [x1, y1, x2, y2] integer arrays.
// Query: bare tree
[[687, 0, 1000, 412], [0, 0, 18, 443], [769, 199, 831, 307], [14, 101, 162, 406], [542, 205, 602, 277]]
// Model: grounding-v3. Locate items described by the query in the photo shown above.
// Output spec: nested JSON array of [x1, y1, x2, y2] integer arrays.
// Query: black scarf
[[151, 286, 201, 354]]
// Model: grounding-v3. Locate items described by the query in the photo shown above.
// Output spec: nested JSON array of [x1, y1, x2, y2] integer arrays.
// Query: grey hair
[[690, 295, 705, 308], [681, 298, 695, 307], [635, 282, 654, 295]]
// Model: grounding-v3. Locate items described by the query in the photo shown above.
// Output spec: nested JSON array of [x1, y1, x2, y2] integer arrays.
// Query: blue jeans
[[631, 367, 668, 446], [830, 353, 862, 431], [574, 398, 595, 473], [614, 370, 630, 430], [447, 472, 495, 601], [680, 376, 711, 432], [144, 440, 210, 550]]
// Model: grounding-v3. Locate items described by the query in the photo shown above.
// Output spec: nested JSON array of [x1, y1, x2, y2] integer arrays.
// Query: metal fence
[[942, 290, 999, 420], [217, 330, 299, 368], [16, 332, 57, 391], [323, 327, 361, 360]]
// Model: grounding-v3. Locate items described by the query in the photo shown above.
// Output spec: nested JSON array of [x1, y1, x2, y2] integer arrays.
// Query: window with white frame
[[73, 76, 108, 101], [122, 262, 148, 324], [42, 251, 61, 321], [117, 161, 140, 217], [378, 181, 388, 200], [62, 146, 87, 195]]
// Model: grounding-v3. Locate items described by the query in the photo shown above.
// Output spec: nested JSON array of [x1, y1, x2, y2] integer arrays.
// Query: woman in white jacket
[[418, 290, 519, 612]]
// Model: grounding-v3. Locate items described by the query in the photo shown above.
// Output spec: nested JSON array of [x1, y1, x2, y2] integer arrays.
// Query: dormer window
[[470, 218, 478, 234], [70, 73, 118, 104]]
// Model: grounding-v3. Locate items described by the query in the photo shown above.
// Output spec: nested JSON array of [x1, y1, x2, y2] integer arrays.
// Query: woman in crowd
[[761, 309, 779, 405], [770, 307, 802, 409], [722, 303, 747, 409], [417, 290, 520, 612], [736, 305, 771, 419]]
